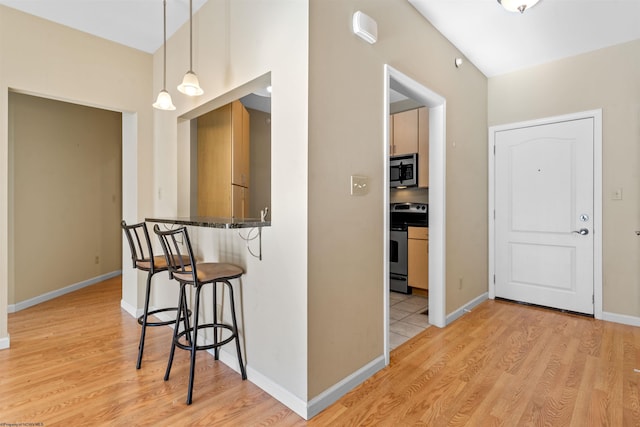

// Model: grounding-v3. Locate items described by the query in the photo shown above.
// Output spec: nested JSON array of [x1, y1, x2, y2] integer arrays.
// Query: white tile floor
[[389, 292, 430, 350]]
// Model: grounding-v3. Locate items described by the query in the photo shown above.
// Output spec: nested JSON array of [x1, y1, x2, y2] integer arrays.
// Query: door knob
[[572, 228, 589, 235]]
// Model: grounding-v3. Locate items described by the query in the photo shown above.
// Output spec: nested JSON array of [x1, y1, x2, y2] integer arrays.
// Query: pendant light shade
[[497, 0, 540, 13], [153, 0, 175, 110], [178, 71, 204, 96], [178, 0, 203, 96], [153, 89, 176, 110]]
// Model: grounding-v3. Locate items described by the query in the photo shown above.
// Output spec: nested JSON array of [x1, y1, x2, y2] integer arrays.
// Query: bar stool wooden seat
[[121, 221, 191, 369], [154, 224, 247, 405]]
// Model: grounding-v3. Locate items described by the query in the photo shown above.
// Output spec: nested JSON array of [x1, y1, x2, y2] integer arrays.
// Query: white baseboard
[[130, 310, 385, 420], [226, 351, 386, 420], [9, 270, 122, 313], [0, 335, 9, 350], [305, 355, 386, 419], [186, 329, 308, 417], [446, 292, 489, 325], [243, 362, 309, 418], [120, 299, 138, 318], [184, 322, 385, 420], [602, 311, 640, 327]]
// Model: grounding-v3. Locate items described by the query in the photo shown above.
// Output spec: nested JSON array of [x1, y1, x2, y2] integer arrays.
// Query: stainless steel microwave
[[390, 153, 417, 188]]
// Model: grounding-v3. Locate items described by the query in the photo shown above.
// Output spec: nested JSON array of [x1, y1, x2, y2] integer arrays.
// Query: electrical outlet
[[95, 256, 100, 264], [458, 277, 463, 290], [612, 188, 623, 200]]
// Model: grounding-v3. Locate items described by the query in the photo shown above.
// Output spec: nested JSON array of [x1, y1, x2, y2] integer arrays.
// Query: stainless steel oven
[[390, 229, 409, 293], [389, 203, 428, 294]]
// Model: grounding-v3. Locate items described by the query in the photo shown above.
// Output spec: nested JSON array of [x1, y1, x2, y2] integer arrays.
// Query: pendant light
[[177, 0, 203, 96], [153, 0, 176, 110], [497, 0, 540, 13]]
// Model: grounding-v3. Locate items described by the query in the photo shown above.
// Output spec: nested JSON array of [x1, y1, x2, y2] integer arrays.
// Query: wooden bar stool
[[121, 221, 191, 369], [153, 224, 247, 405]]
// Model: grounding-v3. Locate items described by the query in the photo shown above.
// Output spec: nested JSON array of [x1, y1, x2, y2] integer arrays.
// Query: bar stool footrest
[[138, 307, 192, 327], [174, 323, 237, 352]]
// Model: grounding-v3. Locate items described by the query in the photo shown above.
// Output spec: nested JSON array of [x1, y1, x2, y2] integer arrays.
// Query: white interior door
[[494, 118, 594, 315]]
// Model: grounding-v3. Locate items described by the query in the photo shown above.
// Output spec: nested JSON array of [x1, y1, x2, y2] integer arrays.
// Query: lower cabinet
[[408, 226, 429, 291]]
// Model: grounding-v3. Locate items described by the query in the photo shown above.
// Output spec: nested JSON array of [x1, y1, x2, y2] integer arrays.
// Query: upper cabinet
[[390, 108, 418, 156], [390, 107, 429, 188], [231, 100, 250, 188], [417, 107, 429, 188], [197, 100, 251, 218]]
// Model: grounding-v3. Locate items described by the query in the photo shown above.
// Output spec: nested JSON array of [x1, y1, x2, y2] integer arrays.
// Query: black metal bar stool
[[121, 221, 191, 369], [154, 224, 247, 405]]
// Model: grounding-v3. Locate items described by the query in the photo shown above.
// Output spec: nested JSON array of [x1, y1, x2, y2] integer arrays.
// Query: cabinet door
[[418, 107, 429, 188], [408, 227, 429, 290], [232, 101, 250, 187], [231, 184, 248, 219], [392, 109, 419, 155], [389, 114, 394, 154], [197, 104, 232, 217]]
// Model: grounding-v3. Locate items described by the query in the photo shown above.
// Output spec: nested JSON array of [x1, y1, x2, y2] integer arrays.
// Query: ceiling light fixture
[[497, 0, 540, 13], [153, 0, 175, 110], [178, 0, 203, 96]]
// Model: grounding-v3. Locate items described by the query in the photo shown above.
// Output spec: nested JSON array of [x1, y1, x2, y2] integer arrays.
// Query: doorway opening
[[384, 65, 446, 363], [7, 91, 124, 314]]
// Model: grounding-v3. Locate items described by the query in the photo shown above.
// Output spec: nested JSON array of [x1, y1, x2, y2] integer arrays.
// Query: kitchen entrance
[[384, 65, 446, 359]]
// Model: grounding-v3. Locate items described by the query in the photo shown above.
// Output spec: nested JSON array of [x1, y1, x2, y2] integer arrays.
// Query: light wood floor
[[2, 277, 639, 426]]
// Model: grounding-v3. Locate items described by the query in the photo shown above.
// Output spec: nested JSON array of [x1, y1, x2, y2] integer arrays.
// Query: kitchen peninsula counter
[[146, 216, 270, 229]]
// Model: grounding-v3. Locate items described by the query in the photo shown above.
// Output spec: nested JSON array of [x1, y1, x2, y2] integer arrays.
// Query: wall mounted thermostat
[[352, 11, 377, 44]]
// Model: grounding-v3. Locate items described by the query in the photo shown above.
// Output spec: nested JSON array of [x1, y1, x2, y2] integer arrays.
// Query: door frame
[[384, 65, 447, 363], [488, 109, 603, 319]]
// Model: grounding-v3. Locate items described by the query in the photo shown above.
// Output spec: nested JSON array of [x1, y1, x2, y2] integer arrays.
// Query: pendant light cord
[[163, 0, 167, 90], [189, 0, 193, 72]]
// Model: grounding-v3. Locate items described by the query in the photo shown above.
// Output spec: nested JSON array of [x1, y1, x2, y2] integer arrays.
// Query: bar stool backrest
[[121, 221, 157, 273], [153, 225, 198, 283]]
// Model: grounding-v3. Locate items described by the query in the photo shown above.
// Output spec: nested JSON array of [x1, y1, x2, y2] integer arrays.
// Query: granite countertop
[[146, 216, 270, 229]]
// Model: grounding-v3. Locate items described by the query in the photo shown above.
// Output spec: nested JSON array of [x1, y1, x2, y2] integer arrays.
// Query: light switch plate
[[351, 175, 369, 196]]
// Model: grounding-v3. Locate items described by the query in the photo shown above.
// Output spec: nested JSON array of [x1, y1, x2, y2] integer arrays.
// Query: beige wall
[[9, 92, 122, 304], [0, 5, 153, 343], [0, 0, 492, 415], [308, 0, 488, 398], [488, 39, 640, 317], [152, 0, 310, 403]]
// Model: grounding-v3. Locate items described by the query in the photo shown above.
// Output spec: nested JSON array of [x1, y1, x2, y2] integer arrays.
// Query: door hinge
[[493, 145, 496, 155], [592, 294, 595, 303], [493, 274, 496, 284]]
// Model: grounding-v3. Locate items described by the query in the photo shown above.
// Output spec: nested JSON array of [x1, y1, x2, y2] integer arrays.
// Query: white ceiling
[[409, 0, 640, 77], [1, 0, 639, 77], [0, 0, 208, 54]]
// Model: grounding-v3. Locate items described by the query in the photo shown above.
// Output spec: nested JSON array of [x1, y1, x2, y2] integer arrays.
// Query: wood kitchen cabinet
[[408, 226, 428, 291], [390, 108, 418, 155], [231, 184, 249, 219], [232, 101, 250, 188], [417, 107, 429, 188], [197, 100, 250, 218], [390, 107, 429, 188]]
